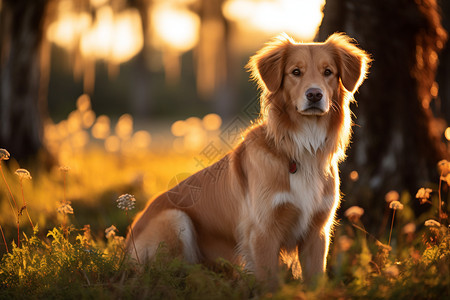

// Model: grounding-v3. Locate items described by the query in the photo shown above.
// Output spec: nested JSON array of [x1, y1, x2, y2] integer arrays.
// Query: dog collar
[[289, 160, 297, 174]]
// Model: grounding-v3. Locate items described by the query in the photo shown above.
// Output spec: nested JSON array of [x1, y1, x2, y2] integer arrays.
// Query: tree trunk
[[437, 0, 450, 124], [0, 0, 51, 164], [317, 0, 447, 227], [196, 0, 237, 119]]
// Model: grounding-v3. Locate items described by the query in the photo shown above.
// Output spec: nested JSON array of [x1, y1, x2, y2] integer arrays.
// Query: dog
[[126, 33, 370, 289]]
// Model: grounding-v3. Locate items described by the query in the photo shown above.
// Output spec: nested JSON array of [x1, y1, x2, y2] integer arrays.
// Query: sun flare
[[223, 0, 325, 40]]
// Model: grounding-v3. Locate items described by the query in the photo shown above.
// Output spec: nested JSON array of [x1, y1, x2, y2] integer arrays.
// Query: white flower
[[415, 188, 432, 203], [0, 149, 10, 161], [59, 166, 71, 172], [424, 219, 441, 227], [57, 203, 74, 214], [116, 194, 136, 211], [437, 160, 450, 176], [389, 201, 404, 210], [15, 168, 32, 180]]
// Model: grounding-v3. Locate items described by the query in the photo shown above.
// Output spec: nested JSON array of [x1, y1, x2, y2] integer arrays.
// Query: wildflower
[[0, 149, 10, 160], [415, 187, 432, 204], [402, 222, 416, 235], [59, 166, 71, 172], [15, 168, 32, 180], [389, 200, 404, 210], [117, 194, 136, 211], [437, 159, 450, 176], [441, 174, 450, 186], [388, 201, 403, 246], [385, 190, 399, 203], [383, 265, 399, 278], [58, 202, 74, 214], [105, 225, 118, 239], [424, 219, 441, 227], [344, 206, 364, 222]]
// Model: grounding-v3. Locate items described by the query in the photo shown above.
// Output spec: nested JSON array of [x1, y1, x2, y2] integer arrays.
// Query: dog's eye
[[324, 69, 332, 76], [292, 68, 301, 76]]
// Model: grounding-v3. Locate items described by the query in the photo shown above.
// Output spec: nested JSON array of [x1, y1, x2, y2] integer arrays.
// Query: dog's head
[[248, 33, 371, 117]]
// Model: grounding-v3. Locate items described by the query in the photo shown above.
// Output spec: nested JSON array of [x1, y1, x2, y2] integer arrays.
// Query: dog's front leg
[[248, 229, 280, 291], [298, 228, 328, 283]]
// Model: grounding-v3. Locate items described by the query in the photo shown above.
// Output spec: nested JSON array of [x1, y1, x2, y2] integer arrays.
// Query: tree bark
[[317, 0, 447, 226], [0, 0, 51, 164]]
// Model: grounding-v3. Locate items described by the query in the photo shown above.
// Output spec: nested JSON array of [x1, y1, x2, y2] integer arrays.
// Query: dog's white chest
[[272, 159, 329, 240]]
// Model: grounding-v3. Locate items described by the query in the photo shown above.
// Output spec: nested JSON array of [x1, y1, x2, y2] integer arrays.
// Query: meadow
[[0, 96, 449, 299]]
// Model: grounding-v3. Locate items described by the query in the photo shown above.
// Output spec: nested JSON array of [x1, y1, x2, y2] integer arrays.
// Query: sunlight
[[47, 2, 143, 64], [80, 7, 143, 64], [92, 115, 111, 140], [202, 114, 222, 131], [47, 12, 91, 49], [111, 9, 144, 63], [223, 0, 325, 40], [80, 6, 114, 60], [151, 3, 200, 52]]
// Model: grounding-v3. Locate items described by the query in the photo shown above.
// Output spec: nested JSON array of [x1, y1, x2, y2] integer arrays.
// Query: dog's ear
[[326, 33, 371, 93], [247, 34, 292, 93]]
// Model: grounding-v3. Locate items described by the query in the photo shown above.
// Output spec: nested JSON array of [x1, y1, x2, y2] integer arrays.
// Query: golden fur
[[127, 33, 370, 289]]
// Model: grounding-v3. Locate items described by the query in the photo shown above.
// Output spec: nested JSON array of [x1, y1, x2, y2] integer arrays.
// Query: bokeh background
[[1, 0, 450, 244]]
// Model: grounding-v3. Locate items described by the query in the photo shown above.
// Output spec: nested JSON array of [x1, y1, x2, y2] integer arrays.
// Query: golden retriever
[[126, 33, 370, 289]]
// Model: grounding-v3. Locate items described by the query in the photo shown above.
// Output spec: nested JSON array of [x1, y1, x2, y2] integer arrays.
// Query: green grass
[[0, 225, 259, 299]]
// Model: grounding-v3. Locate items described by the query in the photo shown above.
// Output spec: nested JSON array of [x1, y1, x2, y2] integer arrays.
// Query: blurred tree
[[130, 0, 153, 118], [196, 0, 237, 119], [0, 0, 52, 164], [317, 0, 448, 229], [437, 0, 450, 123]]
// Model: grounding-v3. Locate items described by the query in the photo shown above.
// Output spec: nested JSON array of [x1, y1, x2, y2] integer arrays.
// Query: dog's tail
[[127, 209, 200, 264]]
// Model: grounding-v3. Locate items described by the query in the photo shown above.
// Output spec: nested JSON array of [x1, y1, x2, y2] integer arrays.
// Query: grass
[[0, 103, 449, 298]]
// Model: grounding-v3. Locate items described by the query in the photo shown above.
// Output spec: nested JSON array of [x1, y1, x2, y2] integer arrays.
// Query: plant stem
[[17, 220, 19, 247], [19, 180, 34, 228], [0, 225, 8, 253], [0, 165, 19, 217], [0, 164, 18, 211], [0, 164, 20, 246], [388, 210, 396, 246], [62, 171, 67, 232], [63, 172, 67, 204], [439, 170, 443, 223]]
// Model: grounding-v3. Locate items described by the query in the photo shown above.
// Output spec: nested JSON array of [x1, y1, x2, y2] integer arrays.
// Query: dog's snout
[[306, 88, 323, 103]]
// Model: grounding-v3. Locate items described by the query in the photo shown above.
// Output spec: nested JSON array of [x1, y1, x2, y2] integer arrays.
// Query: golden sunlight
[[47, 1, 143, 64], [80, 7, 143, 64], [47, 11, 91, 49], [151, 3, 200, 52], [223, 0, 325, 40]]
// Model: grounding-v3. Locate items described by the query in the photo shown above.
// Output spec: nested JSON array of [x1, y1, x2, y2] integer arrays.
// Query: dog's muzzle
[[300, 88, 328, 115]]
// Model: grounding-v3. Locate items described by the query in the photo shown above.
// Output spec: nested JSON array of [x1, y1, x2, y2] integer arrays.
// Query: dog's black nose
[[306, 88, 323, 103]]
